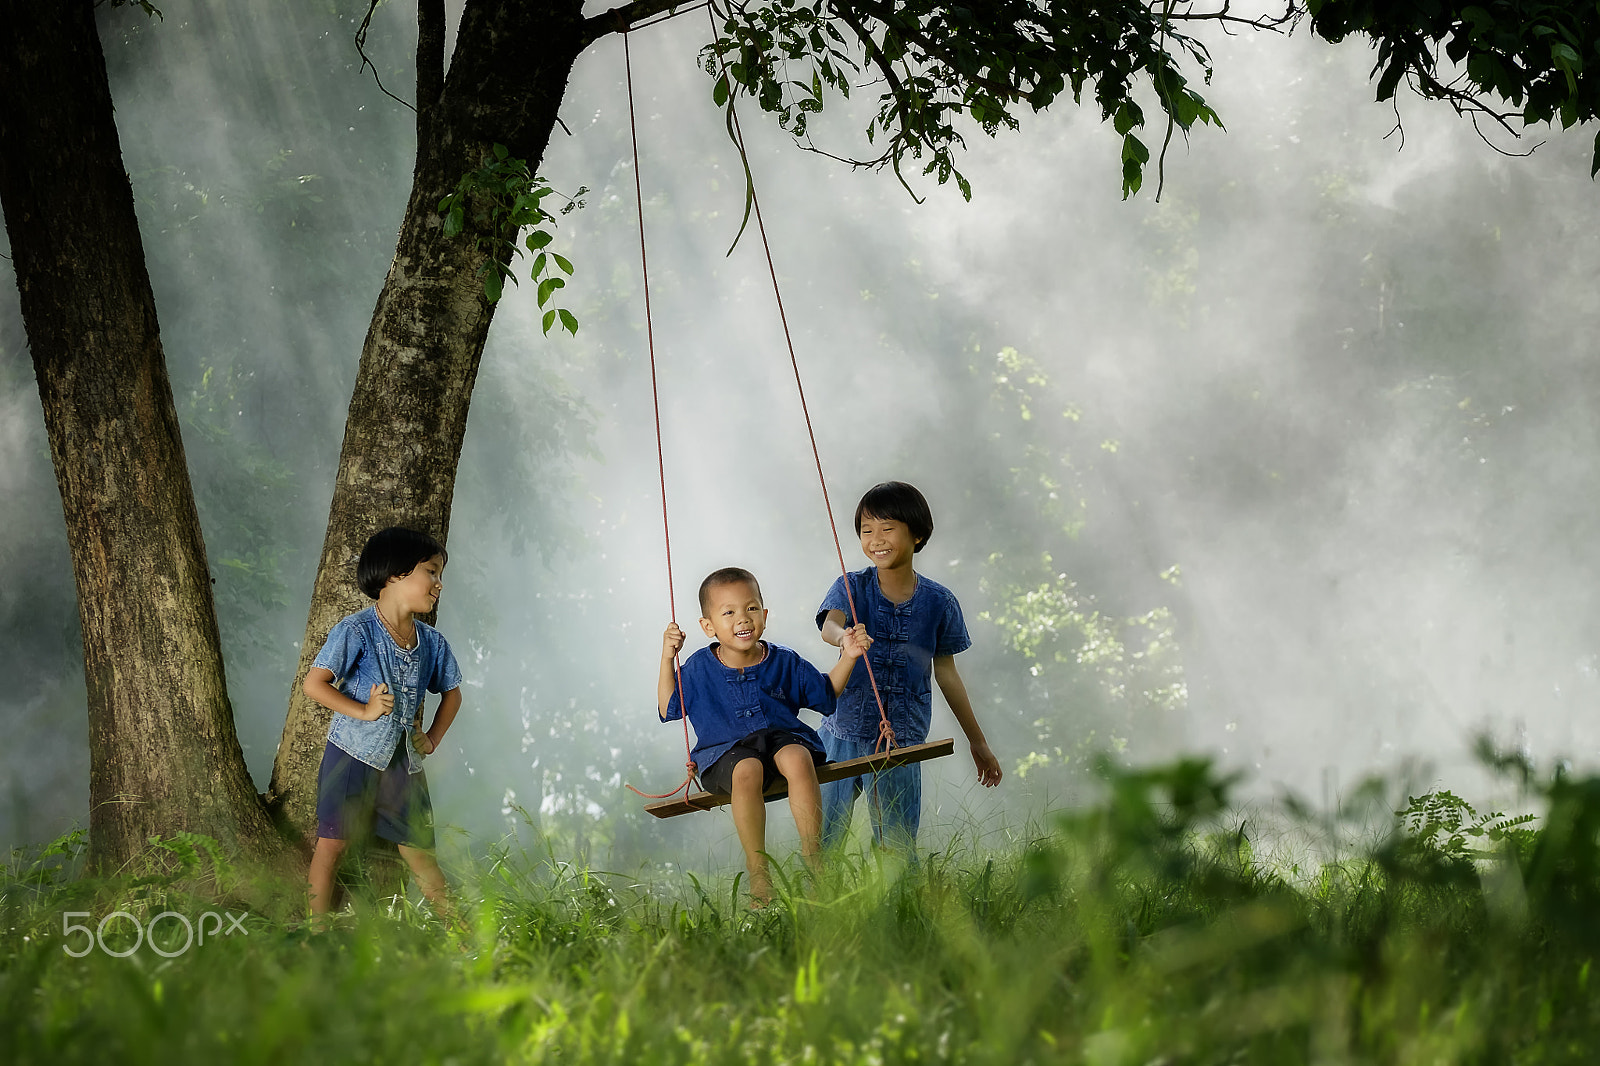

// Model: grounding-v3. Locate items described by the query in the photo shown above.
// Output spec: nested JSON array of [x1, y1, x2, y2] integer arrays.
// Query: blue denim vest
[[313, 606, 463, 773]]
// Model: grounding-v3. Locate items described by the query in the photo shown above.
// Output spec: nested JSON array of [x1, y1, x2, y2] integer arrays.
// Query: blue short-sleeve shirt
[[313, 605, 463, 773], [816, 567, 971, 745], [661, 642, 836, 771]]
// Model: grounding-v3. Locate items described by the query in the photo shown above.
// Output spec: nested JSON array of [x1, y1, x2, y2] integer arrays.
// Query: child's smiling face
[[859, 513, 920, 571], [698, 580, 768, 655], [384, 553, 445, 615]]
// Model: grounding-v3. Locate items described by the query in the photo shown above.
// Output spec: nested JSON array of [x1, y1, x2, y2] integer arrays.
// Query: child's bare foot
[[747, 869, 773, 908]]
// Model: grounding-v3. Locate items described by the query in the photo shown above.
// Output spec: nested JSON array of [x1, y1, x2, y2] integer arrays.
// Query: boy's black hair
[[698, 567, 763, 616], [357, 527, 447, 599], [853, 481, 933, 552]]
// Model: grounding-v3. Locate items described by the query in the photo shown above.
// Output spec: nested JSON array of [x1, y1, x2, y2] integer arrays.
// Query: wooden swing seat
[[643, 738, 955, 818]]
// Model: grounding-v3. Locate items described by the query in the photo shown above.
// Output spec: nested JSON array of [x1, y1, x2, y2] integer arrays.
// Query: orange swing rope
[[622, 16, 898, 806], [622, 26, 696, 801], [699, 3, 898, 756]]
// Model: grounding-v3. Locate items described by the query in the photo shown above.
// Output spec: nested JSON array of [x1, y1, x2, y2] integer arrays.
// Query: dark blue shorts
[[315, 741, 435, 849], [699, 728, 825, 796]]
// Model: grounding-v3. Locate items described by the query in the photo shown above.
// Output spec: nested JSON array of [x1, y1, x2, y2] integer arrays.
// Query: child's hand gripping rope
[[838, 624, 872, 660], [662, 622, 685, 661]]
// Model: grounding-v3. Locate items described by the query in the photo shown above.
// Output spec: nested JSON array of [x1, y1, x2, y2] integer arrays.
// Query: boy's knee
[[313, 837, 349, 860], [774, 744, 817, 777], [731, 757, 765, 789], [399, 845, 445, 880]]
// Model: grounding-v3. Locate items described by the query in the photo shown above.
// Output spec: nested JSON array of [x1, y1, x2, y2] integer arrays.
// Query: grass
[[4, 752, 1599, 1064]]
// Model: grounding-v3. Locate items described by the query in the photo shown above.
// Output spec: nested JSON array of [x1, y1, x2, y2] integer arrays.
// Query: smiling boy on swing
[[659, 567, 872, 903]]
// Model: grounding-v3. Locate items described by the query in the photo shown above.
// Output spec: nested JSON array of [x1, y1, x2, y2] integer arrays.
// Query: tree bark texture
[[0, 1, 280, 870], [267, 0, 589, 838]]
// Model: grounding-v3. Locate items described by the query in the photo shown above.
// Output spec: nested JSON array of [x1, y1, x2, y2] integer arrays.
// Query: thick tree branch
[[833, 1, 916, 119], [579, 0, 692, 49], [417, 0, 445, 139], [845, 0, 1026, 103], [828, 1, 935, 195], [1414, 67, 1522, 137], [1166, 1, 1295, 32]]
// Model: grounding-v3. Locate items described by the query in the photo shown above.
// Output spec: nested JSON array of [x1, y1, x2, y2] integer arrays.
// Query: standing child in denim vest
[[816, 482, 1002, 853], [303, 526, 463, 921]]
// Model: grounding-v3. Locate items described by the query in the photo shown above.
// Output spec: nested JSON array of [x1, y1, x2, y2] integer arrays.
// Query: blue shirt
[[661, 642, 836, 771], [313, 606, 463, 773], [815, 567, 971, 744]]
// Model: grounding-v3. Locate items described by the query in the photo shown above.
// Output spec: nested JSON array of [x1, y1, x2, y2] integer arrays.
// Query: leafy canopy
[[702, 0, 1244, 199], [1306, 0, 1600, 173]]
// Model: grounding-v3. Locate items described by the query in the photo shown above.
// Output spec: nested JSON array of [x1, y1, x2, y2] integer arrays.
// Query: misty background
[[4, 1, 1598, 871]]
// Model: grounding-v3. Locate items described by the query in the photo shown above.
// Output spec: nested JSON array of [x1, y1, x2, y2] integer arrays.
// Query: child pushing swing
[[816, 481, 1002, 854]]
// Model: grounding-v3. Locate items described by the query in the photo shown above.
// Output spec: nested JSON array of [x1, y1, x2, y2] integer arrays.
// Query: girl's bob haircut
[[357, 527, 447, 599], [853, 481, 933, 552]]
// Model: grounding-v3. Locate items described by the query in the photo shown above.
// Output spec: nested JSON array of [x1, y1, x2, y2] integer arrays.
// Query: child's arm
[[415, 687, 462, 755], [932, 655, 1002, 787], [819, 609, 848, 648], [826, 624, 873, 696], [658, 623, 686, 720], [303, 667, 393, 722]]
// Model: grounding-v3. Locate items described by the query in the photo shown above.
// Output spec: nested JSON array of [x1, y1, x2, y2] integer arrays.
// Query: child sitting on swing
[[659, 566, 872, 903]]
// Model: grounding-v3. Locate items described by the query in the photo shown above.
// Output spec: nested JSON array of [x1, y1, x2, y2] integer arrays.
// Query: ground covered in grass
[[5, 756, 1599, 1064]]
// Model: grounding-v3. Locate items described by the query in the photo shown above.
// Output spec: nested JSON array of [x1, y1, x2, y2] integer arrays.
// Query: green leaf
[[1121, 134, 1147, 199], [1374, 58, 1406, 102], [1171, 92, 1198, 129], [536, 276, 565, 308], [526, 230, 554, 251], [493, 142, 510, 160], [559, 308, 579, 334], [713, 74, 730, 106], [1551, 42, 1581, 66], [1465, 52, 1508, 95], [484, 271, 504, 304], [882, 29, 905, 63], [1552, 42, 1581, 93], [553, 253, 574, 275], [1460, 6, 1493, 34], [530, 252, 547, 277], [543, 309, 557, 335], [1113, 100, 1143, 137]]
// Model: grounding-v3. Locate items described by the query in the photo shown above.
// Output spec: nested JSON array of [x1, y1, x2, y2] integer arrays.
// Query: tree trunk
[[266, 0, 590, 838], [0, 1, 280, 870]]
